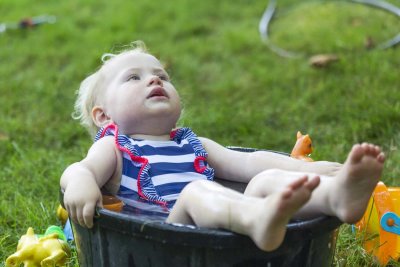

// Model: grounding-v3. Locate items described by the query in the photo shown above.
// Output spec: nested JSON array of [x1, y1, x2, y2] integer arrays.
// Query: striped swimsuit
[[95, 124, 214, 213]]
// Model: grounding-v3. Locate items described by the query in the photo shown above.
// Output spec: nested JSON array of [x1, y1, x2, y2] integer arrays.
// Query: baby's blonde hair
[[72, 41, 148, 136]]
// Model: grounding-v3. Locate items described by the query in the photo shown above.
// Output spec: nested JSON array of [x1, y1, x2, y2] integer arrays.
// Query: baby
[[61, 41, 385, 252]]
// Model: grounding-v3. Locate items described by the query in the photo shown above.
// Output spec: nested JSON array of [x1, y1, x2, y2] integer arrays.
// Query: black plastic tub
[[67, 148, 342, 267], [72, 209, 341, 267]]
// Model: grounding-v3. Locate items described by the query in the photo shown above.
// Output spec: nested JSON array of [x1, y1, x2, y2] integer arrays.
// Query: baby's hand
[[63, 178, 103, 228], [302, 161, 342, 176]]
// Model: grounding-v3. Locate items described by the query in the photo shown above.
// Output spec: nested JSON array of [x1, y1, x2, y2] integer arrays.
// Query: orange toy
[[290, 131, 313, 161], [102, 194, 124, 212], [355, 182, 400, 265]]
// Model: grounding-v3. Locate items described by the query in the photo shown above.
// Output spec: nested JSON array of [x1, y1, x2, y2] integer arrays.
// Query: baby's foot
[[330, 143, 385, 223], [250, 175, 320, 251]]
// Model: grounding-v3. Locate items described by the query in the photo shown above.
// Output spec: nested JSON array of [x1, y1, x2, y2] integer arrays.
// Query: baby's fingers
[[76, 206, 87, 227], [82, 202, 96, 228], [65, 204, 77, 224]]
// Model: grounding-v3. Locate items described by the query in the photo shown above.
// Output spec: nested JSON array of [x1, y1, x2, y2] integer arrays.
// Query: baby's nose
[[148, 76, 163, 86]]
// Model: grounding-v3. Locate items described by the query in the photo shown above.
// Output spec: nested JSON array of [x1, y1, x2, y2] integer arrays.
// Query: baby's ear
[[92, 106, 112, 127]]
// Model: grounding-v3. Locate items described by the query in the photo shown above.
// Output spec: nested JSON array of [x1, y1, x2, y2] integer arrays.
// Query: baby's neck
[[130, 134, 171, 141]]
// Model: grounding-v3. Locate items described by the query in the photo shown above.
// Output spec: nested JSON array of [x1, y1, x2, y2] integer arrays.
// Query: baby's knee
[[180, 180, 214, 199], [246, 169, 289, 196], [174, 180, 220, 217], [254, 168, 287, 180]]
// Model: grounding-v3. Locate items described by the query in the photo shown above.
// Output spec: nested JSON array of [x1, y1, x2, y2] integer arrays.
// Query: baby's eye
[[158, 74, 170, 81], [127, 74, 140, 81]]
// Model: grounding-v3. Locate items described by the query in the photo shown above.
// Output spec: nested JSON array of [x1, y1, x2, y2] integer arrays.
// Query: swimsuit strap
[[171, 128, 214, 180]]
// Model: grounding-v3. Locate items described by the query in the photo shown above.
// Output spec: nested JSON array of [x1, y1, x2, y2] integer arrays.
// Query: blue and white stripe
[[95, 125, 214, 207]]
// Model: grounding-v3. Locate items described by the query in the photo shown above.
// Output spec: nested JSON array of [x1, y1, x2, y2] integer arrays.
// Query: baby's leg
[[167, 177, 319, 251], [245, 143, 385, 224]]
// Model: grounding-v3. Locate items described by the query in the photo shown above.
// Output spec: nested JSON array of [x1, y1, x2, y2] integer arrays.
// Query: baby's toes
[[372, 145, 383, 157], [349, 144, 364, 163], [377, 152, 385, 163]]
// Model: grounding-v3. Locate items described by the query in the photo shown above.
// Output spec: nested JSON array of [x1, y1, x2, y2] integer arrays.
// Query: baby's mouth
[[147, 87, 168, 98]]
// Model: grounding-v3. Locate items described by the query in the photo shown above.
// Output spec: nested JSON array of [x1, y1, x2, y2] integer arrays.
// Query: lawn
[[1, 0, 400, 266]]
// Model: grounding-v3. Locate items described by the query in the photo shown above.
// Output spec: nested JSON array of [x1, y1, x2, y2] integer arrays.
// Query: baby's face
[[100, 52, 181, 135]]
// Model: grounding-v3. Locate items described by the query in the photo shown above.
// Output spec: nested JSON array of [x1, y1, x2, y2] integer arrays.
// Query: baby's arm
[[199, 137, 342, 183], [60, 136, 120, 228]]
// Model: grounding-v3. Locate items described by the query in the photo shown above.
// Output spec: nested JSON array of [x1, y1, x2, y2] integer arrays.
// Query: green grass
[[1, 0, 400, 266]]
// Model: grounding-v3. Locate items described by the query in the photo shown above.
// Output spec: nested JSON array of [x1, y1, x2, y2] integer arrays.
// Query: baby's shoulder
[[89, 135, 119, 154]]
